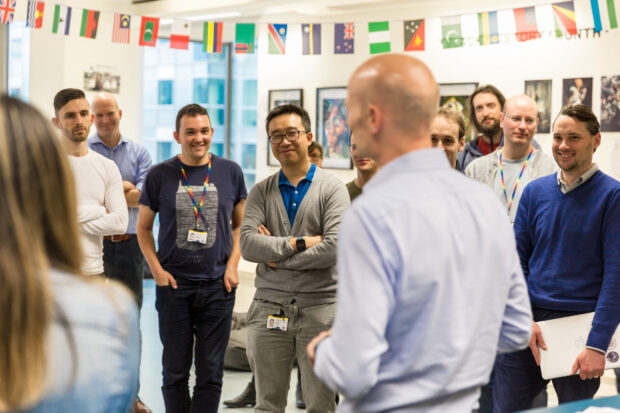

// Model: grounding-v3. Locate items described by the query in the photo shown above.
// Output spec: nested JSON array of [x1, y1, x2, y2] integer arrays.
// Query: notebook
[[537, 312, 620, 380]]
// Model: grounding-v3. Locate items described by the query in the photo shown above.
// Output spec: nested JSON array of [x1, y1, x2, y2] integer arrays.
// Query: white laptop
[[537, 312, 620, 380]]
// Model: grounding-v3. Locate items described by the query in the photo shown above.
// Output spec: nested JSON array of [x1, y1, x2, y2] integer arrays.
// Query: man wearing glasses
[[240, 104, 349, 412]]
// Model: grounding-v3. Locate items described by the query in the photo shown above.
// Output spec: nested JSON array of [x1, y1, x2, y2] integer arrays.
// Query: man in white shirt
[[52, 88, 128, 276]]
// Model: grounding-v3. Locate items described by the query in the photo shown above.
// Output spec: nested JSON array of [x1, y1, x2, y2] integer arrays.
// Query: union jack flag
[[0, 0, 16, 24]]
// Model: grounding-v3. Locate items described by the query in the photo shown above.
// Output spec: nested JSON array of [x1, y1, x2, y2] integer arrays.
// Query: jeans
[[156, 277, 235, 413], [103, 236, 145, 308], [247, 299, 336, 413]]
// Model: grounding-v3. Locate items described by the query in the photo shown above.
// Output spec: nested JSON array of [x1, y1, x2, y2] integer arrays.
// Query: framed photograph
[[524, 80, 552, 133], [439, 82, 478, 141], [267, 89, 304, 166], [562, 77, 593, 109], [601, 75, 620, 132], [316, 87, 351, 169]]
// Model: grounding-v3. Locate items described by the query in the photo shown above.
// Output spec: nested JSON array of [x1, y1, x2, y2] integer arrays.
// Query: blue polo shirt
[[278, 163, 316, 226]]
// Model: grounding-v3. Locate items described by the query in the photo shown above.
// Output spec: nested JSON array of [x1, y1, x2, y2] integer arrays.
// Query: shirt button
[[295, 191, 298, 194], [293, 203, 297, 206]]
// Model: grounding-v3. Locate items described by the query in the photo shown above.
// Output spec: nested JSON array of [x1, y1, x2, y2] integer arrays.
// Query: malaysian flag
[[0, 0, 16, 24], [112, 13, 130, 44]]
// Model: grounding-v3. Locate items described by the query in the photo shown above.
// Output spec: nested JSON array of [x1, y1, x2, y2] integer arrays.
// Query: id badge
[[267, 314, 288, 331], [188, 229, 207, 244]]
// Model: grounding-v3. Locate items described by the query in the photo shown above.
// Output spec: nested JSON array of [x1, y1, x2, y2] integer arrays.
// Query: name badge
[[188, 229, 207, 244], [267, 315, 288, 331]]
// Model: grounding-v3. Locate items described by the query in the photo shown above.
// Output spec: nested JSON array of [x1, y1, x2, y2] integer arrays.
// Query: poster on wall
[[316, 87, 351, 169], [601, 76, 620, 132], [439, 83, 478, 141], [83, 65, 121, 94], [524, 80, 552, 133], [267, 89, 304, 166], [562, 78, 593, 109]]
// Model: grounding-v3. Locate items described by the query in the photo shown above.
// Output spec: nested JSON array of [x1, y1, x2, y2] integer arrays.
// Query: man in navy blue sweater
[[493, 104, 620, 412]]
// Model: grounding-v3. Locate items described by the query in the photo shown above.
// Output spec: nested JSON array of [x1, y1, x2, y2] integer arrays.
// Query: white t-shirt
[[68, 149, 128, 275]]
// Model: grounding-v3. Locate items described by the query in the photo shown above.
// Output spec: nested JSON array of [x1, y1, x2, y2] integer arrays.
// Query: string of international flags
[[0, 0, 617, 54]]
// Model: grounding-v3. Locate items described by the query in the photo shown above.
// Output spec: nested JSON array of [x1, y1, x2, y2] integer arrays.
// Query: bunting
[[302, 23, 321, 55], [514, 6, 540, 41], [170, 19, 191, 49], [80, 9, 99, 39], [235, 23, 255, 54], [478, 11, 499, 45], [552, 2, 578, 36], [0, 0, 16, 24], [51, 4, 70, 34], [268, 23, 287, 54], [203, 22, 223, 53], [26, 0, 44, 28], [112, 13, 130, 44], [139, 16, 159, 47], [441, 16, 463, 49], [404, 19, 425, 51], [334, 23, 354, 54], [368, 21, 390, 54], [591, 0, 618, 31]]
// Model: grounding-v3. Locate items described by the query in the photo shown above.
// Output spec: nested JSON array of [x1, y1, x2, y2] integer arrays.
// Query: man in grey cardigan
[[241, 104, 349, 413], [466, 95, 556, 224]]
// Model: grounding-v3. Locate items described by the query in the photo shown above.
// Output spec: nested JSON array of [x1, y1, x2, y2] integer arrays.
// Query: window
[[142, 40, 257, 189], [7, 22, 30, 101]]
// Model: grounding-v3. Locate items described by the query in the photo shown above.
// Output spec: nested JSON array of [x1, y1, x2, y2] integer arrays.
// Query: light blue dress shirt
[[88, 134, 152, 233], [314, 148, 532, 413]]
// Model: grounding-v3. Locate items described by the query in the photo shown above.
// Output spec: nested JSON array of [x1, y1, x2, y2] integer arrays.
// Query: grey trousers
[[247, 299, 336, 413]]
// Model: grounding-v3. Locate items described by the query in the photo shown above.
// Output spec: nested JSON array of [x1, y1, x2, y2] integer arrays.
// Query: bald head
[[91, 92, 123, 145], [501, 94, 539, 157]]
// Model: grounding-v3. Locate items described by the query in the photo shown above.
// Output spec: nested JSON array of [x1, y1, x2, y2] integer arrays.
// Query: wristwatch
[[296, 236, 306, 252]]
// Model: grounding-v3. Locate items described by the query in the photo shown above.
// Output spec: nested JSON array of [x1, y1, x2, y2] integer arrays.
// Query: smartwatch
[[296, 236, 306, 252]]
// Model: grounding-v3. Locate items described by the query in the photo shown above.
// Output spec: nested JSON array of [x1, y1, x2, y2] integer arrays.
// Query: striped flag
[[334, 23, 354, 54], [112, 13, 130, 44], [478, 11, 499, 45], [368, 21, 390, 54], [26, 0, 44, 29], [0, 0, 16, 24], [441, 16, 463, 49], [268, 23, 287, 54], [235, 23, 255, 54], [80, 9, 99, 39], [139, 16, 159, 47], [170, 19, 191, 49], [404, 19, 424, 51], [52, 4, 71, 35], [591, 0, 618, 31], [514, 6, 540, 42], [552, 2, 578, 36], [203, 21, 222, 53], [302, 23, 321, 55]]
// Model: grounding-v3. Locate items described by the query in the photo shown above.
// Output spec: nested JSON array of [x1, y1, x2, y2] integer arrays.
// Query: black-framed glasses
[[268, 130, 306, 144]]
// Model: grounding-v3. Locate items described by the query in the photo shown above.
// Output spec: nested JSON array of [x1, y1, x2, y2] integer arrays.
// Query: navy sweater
[[514, 171, 620, 351]]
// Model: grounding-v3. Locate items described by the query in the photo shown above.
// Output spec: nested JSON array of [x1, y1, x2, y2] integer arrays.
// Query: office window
[[7, 22, 30, 101], [158, 80, 173, 105]]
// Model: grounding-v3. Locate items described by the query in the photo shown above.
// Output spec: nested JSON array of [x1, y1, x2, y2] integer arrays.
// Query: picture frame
[[439, 82, 478, 142], [524, 80, 552, 133], [267, 89, 304, 167], [601, 75, 620, 132], [562, 77, 593, 109], [316, 87, 352, 169]]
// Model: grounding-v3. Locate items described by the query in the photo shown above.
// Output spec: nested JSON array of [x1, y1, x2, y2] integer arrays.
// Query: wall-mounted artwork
[[524, 79, 552, 133], [601, 76, 620, 132], [562, 77, 593, 109], [316, 87, 351, 169], [267, 89, 304, 166], [439, 82, 478, 141], [83, 65, 120, 94]]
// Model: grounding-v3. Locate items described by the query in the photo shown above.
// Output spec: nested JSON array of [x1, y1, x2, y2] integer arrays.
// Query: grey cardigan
[[240, 167, 350, 307]]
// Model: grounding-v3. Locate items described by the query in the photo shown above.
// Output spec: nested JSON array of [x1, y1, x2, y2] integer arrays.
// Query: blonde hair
[[0, 95, 82, 411]]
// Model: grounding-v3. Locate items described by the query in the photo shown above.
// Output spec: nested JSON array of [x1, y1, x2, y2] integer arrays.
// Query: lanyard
[[178, 155, 211, 228], [499, 147, 534, 214]]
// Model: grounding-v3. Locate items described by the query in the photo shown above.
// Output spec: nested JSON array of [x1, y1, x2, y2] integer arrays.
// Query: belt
[[104, 234, 134, 242]]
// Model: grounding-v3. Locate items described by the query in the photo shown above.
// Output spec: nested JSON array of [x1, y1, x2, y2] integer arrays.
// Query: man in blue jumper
[[493, 104, 620, 411]]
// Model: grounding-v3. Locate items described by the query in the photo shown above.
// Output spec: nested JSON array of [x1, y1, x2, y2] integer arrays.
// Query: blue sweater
[[514, 171, 620, 351]]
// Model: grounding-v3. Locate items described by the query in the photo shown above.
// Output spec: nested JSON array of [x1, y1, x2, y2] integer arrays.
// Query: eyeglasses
[[268, 130, 306, 144]]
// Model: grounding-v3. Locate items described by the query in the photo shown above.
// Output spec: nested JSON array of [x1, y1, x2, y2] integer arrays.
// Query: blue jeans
[[103, 236, 145, 308], [156, 277, 235, 413]]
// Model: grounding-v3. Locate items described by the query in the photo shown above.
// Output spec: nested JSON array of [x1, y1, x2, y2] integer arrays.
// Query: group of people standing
[[0, 52, 618, 413]]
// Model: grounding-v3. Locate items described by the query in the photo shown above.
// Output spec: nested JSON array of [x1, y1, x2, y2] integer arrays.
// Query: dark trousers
[[493, 309, 600, 413], [103, 236, 145, 308], [156, 277, 235, 413]]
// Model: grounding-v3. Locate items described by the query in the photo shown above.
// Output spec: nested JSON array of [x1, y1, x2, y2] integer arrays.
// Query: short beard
[[476, 119, 501, 138]]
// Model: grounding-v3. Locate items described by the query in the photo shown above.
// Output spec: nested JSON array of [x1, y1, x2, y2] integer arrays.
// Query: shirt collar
[[278, 163, 316, 187], [556, 163, 599, 194], [91, 133, 126, 150]]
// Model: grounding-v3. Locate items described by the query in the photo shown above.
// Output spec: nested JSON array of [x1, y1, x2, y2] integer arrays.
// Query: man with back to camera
[[52, 88, 128, 277], [137, 104, 246, 413], [88, 92, 153, 413], [493, 104, 620, 412], [430, 106, 465, 170], [307, 53, 532, 413], [240, 104, 349, 412]]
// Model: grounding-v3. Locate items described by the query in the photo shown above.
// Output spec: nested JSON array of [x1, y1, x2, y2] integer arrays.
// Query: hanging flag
[[591, 0, 618, 31], [170, 19, 191, 49], [441, 16, 463, 49], [52, 4, 71, 35], [80, 9, 99, 39], [552, 2, 578, 36], [478, 11, 499, 45], [334, 23, 354, 54], [404, 19, 425, 51], [368, 21, 390, 54], [139, 16, 159, 47], [514, 6, 540, 41], [235, 23, 255, 54], [203, 21, 223, 53], [0, 0, 16, 24], [302, 23, 321, 55], [26, 0, 44, 29], [267, 23, 287, 54], [112, 13, 130, 44]]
